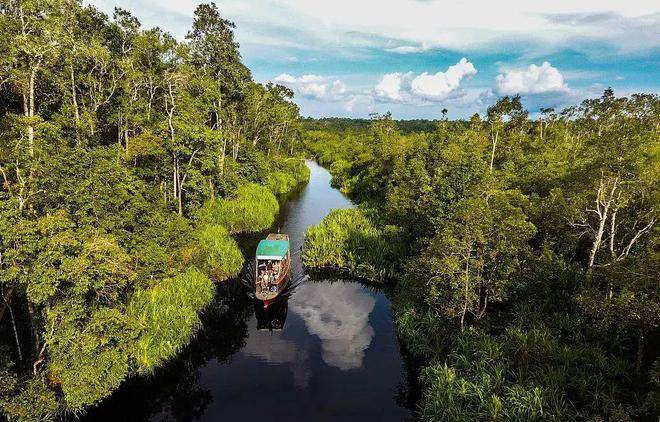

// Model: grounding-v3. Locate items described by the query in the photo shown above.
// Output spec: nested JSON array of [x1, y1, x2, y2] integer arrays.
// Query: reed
[[196, 183, 279, 234], [128, 267, 215, 373], [418, 325, 625, 421], [266, 159, 311, 195], [301, 208, 404, 281], [187, 224, 244, 281]]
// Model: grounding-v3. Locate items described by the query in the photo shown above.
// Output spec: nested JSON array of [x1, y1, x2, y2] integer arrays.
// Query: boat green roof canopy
[[256, 239, 289, 260]]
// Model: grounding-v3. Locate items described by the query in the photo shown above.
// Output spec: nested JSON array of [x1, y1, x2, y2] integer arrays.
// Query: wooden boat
[[254, 233, 291, 302]]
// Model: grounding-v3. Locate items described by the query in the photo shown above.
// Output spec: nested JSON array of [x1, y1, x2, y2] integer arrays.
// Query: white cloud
[[375, 72, 411, 102], [496, 62, 569, 95], [343, 96, 358, 112], [88, 0, 660, 55], [411, 58, 477, 100], [386, 42, 432, 54], [375, 58, 477, 104], [273, 73, 348, 101], [273, 73, 297, 84]]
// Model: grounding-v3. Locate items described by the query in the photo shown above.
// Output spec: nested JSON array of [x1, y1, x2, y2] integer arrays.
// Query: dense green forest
[[1, 1, 658, 420], [0, 1, 308, 419], [302, 117, 440, 135], [303, 92, 659, 420]]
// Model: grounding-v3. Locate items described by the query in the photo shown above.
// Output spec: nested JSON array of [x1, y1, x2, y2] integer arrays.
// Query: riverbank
[[82, 160, 412, 421], [301, 102, 659, 421]]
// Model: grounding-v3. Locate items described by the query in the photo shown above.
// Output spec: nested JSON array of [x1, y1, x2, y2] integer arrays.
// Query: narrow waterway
[[85, 161, 412, 421]]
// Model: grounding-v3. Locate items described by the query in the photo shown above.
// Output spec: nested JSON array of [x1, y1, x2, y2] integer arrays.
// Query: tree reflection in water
[[83, 280, 254, 421]]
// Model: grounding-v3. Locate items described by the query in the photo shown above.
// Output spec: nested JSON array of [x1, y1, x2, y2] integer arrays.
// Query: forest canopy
[[303, 92, 659, 420], [0, 0, 307, 419], [0, 0, 658, 420]]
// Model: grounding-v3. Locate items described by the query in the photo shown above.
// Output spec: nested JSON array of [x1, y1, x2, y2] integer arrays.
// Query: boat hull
[[255, 263, 290, 301]]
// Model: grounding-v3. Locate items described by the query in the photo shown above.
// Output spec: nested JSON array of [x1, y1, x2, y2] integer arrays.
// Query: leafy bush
[[197, 183, 279, 234], [419, 326, 632, 421], [1, 378, 58, 422], [266, 171, 298, 195], [128, 267, 215, 373], [187, 224, 244, 281], [284, 158, 311, 184], [266, 159, 310, 195], [46, 307, 135, 412], [302, 208, 405, 280]]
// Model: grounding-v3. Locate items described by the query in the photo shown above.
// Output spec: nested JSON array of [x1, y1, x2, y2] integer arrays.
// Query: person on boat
[[258, 268, 269, 291]]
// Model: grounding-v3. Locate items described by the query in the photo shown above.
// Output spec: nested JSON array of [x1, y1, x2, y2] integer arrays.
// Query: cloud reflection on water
[[291, 282, 376, 370]]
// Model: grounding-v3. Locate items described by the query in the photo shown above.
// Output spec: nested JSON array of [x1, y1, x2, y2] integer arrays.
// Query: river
[[84, 161, 413, 421]]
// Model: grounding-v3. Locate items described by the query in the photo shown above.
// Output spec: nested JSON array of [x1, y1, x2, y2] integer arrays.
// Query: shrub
[[1, 379, 58, 421], [45, 307, 136, 412], [418, 326, 631, 421], [283, 158, 311, 184], [266, 171, 298, 195]]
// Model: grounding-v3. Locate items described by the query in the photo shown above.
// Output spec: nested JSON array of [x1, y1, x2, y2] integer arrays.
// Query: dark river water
[[84, 161, 413, 421]]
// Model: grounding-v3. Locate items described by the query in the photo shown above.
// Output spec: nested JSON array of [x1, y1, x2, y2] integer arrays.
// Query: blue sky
[[88, 0, 660, 119]]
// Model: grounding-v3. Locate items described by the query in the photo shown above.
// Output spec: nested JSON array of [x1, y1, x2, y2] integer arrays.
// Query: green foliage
[[0, 0, 306, 417], [266, 159, 310, 195], [1, 378, 58, 422], [419, 325, 631, 421], [302, 208, 405, 280], [128, 267, 215, 373], [46, 307, 136, 412], [197, 183, 279, 234], [302, 92, 659, 420], [266, 171, 298, 195], [187, 224, 244, 281]]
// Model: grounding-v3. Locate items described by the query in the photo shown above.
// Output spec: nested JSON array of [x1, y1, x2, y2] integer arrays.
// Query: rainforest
[[302, 96, 659, 420], [0, 1, 658, 421]]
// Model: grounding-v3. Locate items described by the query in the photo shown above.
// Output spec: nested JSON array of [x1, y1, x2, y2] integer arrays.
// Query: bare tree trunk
[[124, 129, 129, 159], [117, 110, 122, 163], [208, 177, 215, 200], [70, 64, 80, 144], [2, 289, 22, 361], [489, 130, 498, 172], [587, 176, 618, 272], [176, 150, 199, 216], [172, 157, 177, 207], [174, 156, 181, 215], [219, 137, 226, 177], [477, 287, 489, 319], [27, 67, 36, 158], [32, 322, 53, 376], [0, 284, 11, 325], [160, 181, 167, 205]]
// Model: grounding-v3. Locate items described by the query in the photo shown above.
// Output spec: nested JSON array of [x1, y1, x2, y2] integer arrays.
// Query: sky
[[87, 0, 660, 119]]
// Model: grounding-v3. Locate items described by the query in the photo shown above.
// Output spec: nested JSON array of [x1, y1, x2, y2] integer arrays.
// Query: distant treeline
[[303, 91, 660, 421], [302, 117, 443, 134]]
